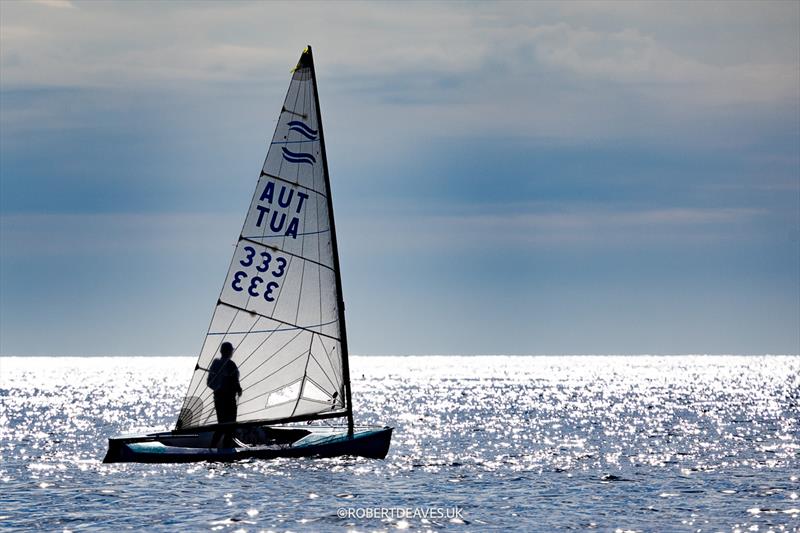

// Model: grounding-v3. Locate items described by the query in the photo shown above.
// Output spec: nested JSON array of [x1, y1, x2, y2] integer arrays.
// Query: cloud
[[521, 23, 797, 106], [0, 1, 796, 154], [0, 213, 240, 257], [0, 2, 797, 356], [2, 2, 796, 103], [344, 207, 767, 255], [0, 207, 764, 270], [29, 0, 75, 8]]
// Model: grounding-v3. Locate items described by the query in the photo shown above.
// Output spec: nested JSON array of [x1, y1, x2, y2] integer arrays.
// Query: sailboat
[[104, 46, 393, 463]]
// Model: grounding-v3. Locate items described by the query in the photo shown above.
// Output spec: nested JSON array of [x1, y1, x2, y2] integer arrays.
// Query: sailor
[[207, 342, 242, 446]]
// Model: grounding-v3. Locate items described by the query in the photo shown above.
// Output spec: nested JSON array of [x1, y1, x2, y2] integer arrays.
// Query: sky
[[1, 0, 798, 356]]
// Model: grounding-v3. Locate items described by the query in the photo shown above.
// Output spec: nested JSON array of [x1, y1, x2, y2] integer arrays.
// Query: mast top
[[295, 45, 313, 71]]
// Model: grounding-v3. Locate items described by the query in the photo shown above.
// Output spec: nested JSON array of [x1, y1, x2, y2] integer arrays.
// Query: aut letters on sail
[[252, 179, 309, 239]]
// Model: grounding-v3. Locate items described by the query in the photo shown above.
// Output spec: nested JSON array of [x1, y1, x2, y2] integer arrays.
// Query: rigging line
[[215, 296, 306, 378], [288, 74, 312, 251], [244, 229, 330, 239], [182, 408, 348, 432], [302, 76, 318, 202], [307, 350, 340, 393], [302, 72, 313, 258], [274, 76, 305, 259], [186, 395, 217, 427], [264, 66, 303, 250], [236, 383, 302, 410], [236, 397, 337, 420], [247, 201, 297, 315], [308, 75, 324, 197], [236, 376, 304, 409], [293, 166, 311, 327], [242, 349, 307, 394], [191, 352, 305, 419], [271, 139, 320, 145], [191, 336, 306, 423], [238, 236, 335, 273], [291, 76, 315, 331], [182, 342, 211, 410], [221, 302, 296, 380], [207, 318, 339, 336], [184, 300, 246, 406], [233, 323, 307, 392], [191, 322, 306, 420], [182, 379, 218, 426], [191, 320, 290, 420], [261, 251, 295, 317], [220, 255, 265, 400], [293, 75, 315, 264], [314, 106, 325, 345], [290, 334, 316, 418], [281, 105, 307, 119], [304, 374, 343, 409], [184, 335, 217, 406], [315, 331, 341, 389], [237, 398, 300, 416], [291, 71, 309, 211], [237, 377, 337, 412], [316, 336, 343, 392], [312, 334, 339, 390], [258, 171, 328, 199], [258, 68, 303, 250], [219, 280, 340, 342]]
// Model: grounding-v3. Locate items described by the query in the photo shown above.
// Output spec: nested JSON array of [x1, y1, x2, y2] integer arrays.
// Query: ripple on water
[[0, 355, 798, 531]]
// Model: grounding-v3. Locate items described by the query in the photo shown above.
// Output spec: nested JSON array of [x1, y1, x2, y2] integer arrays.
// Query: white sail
[[177, 48, 349, 429]]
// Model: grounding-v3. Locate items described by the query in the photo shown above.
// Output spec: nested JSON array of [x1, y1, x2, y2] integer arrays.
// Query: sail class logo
[[287, 120, 318, 140], [281, 147, 317, 165]]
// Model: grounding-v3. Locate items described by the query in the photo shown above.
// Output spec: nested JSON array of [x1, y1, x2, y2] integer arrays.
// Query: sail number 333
[[231, 246, 287, 301]]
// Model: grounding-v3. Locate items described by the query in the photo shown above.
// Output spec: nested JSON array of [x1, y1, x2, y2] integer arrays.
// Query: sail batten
[[238, 236, 336, 272], [258, 171, 328, 199], [213, 300, 341, 341], [177, 47, 349, 431]]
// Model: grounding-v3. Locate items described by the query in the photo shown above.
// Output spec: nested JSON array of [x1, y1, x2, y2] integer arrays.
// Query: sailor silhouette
[[207, 342, 242, 424]]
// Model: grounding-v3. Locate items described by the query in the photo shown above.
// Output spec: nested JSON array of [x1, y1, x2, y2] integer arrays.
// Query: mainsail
[[176, 47, 352, 431]]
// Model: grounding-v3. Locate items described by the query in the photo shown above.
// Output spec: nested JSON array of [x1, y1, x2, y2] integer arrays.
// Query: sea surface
[[0, 355, 798, 532]]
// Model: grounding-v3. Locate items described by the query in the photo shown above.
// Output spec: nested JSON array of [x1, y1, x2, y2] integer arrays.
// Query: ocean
[[0, 355, 798, 532]]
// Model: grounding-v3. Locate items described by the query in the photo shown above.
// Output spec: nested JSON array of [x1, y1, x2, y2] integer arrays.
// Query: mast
[[305, 45, 354, 436]]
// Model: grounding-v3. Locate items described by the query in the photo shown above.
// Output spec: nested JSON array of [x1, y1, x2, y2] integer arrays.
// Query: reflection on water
[[1, 355, 798, 531]]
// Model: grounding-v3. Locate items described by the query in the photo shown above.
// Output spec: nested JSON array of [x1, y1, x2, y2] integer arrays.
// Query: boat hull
[[103, 425, 392, 464]]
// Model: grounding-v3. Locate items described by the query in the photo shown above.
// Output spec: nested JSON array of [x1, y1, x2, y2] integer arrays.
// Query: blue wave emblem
[[281, 147, 317, 165], [287, 120, 318, 140]]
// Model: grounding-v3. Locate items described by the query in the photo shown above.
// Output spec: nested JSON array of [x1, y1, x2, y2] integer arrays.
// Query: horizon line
[[1, 353, 797, 358]]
